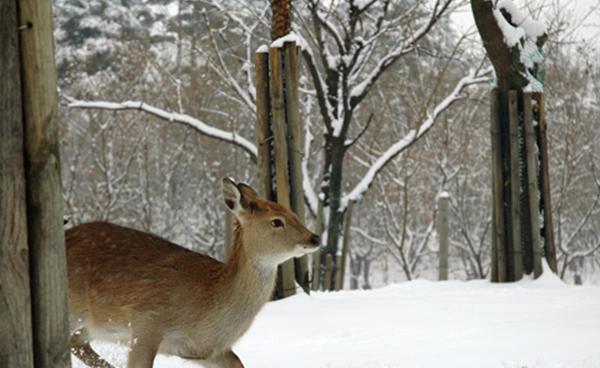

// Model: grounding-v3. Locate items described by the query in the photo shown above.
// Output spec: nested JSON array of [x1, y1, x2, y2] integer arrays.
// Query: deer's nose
[[310, 234, 321, 246]]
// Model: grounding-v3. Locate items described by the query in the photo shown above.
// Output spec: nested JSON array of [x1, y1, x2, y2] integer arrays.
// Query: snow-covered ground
[[72, 271, 600, 368]]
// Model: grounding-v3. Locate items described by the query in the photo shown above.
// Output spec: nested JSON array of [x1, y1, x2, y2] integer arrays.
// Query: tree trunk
[[0, 1, 34, 365], [18, 0, 72, 365], [322, 138, 346, 290]]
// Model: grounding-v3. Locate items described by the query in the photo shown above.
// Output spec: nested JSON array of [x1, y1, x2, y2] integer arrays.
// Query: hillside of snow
[[72, 272, 600, 368]]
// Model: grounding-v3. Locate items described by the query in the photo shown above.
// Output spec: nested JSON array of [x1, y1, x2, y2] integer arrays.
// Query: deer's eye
[[271, 219, 284, 228]]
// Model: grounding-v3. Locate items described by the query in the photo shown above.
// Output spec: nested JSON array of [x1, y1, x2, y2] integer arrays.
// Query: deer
[[66, 178, 320, 368]]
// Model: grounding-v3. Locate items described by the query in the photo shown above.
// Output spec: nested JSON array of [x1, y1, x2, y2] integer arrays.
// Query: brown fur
[[66, 180, 319, 368]]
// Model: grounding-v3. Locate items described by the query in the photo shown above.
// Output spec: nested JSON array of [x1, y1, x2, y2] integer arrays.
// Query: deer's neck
[[220, 228, 277, 306]]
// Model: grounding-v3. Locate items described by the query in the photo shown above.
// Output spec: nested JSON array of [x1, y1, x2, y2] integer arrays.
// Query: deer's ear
[[237, 183, 258, 201], [223, 178, 258, 218], [222, 177, 243, 216]]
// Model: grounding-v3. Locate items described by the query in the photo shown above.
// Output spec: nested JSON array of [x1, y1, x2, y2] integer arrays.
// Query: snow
[[256, 44, 269, 53], [438, 191, 451, 199], [497, 0, 547, 38], [72, 274, 600, 368], [492, 5, 526, 47], [492, 1, 547, 48], [271, 32, 303, 49]]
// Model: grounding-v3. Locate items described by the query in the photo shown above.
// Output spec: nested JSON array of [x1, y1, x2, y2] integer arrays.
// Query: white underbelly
[[88, 322, 133, 345]]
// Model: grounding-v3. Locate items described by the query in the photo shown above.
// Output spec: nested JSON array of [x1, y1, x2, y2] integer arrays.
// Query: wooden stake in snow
[[3, 0, 72, 365], [437, 192, 450, 281], [0, 1, 35, 365]]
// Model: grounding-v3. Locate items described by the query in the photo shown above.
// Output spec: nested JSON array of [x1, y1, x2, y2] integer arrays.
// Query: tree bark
[[0, 1, 34, 366], [18, 0, 71, 365], [470, 0, 528, 91]]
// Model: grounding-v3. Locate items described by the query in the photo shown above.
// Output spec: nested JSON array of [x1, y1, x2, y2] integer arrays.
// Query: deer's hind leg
[[70, 328, 115, 368], [198, 350, 244, 368]]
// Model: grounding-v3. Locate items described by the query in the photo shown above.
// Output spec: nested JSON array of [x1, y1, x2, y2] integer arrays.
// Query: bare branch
[[67, 98, 258, 161], [342, 67, 492, 208]]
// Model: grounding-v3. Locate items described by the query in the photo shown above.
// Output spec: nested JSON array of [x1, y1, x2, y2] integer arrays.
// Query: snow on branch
[[342, 68, 492, 209], [68, 99, 258, 161], [494, 0, 546, 47], [349, 0, 454, 108]]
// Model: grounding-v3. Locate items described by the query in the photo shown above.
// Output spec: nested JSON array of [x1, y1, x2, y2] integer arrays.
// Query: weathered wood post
[[507, 91, 524, 281], [19, 0, 72, 364], [437, 192, 450, 281], [253, 0, 311, 298], [270, 45, 297, 298], [0, 1, 35, 365], [323, 254, 334, 292], [0, 0, 71, 366], [471, 0, 557, 281]]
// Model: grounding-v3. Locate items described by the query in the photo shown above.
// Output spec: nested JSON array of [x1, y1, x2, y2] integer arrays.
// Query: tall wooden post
[[471, 0, 556, 281], [490, 89, 507, 282], [0, 1, 35, 366], [283, 43, 311, 293], [507, 91, 523, 280], [533, 93, 558, 272], [270, 46, 297, 298], [19, 0, 72, 365], [255, 0, 312, 297], [437, 193, 450, 281], [523, 94, 543, 277], [489, 90, 556, 281], [255, 50, 274, 202]]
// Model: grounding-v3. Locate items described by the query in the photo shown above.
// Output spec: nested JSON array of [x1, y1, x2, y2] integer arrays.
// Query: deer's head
[[223, 178, 320, 266]]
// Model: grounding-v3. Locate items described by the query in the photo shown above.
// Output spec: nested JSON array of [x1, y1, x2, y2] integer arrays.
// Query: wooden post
[[18, 0, 72, 365], [437, 192, 450, 281], [490, 89, 507, 282], [0, 1, 35, 365], [283, 42, 310, 293], [508, 91, 523, 281], [311, 201, 324, 291], [323, 254, 334, 291], [255, 51, 274, 201], [533, 93, 558, 273], [523, 93, 543, 278], [270, 46, 296, 298], [335, 202, 353, 290]]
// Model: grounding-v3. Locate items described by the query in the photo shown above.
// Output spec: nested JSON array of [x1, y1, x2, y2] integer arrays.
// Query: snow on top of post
[[256, 44, 269, 53], [437, 191, 450, 200], [271, 32, 305, 49]]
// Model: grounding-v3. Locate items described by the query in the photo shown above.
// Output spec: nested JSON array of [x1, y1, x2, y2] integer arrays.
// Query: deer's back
[[66, 222, 223, 339]]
